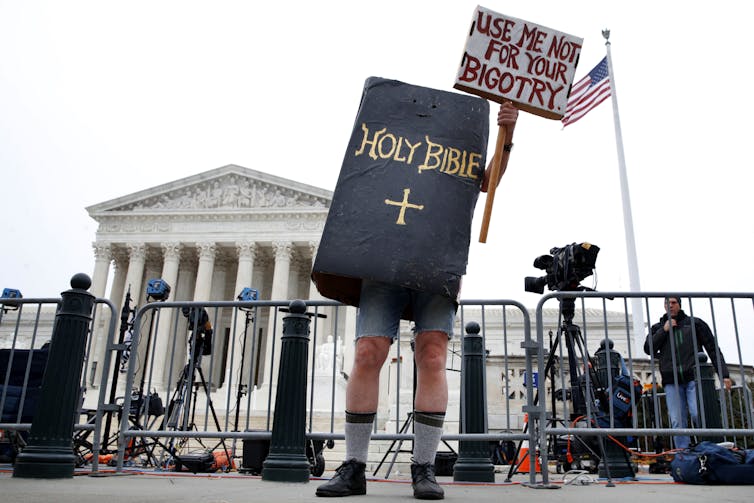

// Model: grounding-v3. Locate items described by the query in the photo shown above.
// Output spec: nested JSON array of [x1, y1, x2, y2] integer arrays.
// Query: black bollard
[[697, 352, 723, 441], [14, 273, 95, 478], [453, 321, 495, 482], [594, 338, 622, 389], [262, 299, 311, 482]]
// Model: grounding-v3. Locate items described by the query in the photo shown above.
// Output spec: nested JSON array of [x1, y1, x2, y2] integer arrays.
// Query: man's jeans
[[664, 381, 699, 449]]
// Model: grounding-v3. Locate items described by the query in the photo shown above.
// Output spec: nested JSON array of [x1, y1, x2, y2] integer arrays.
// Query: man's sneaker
[[316, 459, 367, 497], [411, 463, 444, 500]]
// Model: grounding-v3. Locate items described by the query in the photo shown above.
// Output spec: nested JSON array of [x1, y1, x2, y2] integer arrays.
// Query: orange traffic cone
[[515, 440, 541, 473], [516, 414, 541, 473]]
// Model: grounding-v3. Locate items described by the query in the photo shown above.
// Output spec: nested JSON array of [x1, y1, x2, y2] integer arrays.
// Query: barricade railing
[[0, 296, 117, 467], [4, 291, 754, 488], [531, 291, 754, 486], [87, 298, 533, 479]]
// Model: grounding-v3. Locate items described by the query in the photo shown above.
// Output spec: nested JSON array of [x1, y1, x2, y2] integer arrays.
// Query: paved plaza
[[2, 465, 752, 503]]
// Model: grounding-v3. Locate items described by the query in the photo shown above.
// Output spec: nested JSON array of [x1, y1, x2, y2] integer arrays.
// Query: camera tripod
[[506, 294, 630, 482], [160, 329, 231, 470]]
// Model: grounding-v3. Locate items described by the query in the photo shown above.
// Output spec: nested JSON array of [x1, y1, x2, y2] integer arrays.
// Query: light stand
[[233, 311, 253, 432], [137, 279, 172, 400], [233, 288, 259, 431], [231, 287, 258, 468], [0, 288, 22, 325], [100, 286, 135, 455]]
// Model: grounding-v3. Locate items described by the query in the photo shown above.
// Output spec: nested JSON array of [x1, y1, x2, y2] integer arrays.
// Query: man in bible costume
[[313, 77, 518, 499]]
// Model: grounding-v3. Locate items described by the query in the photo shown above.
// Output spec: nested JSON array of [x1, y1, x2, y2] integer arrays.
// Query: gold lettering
[[393, 137, 407, 162], [354, 123, 386, 160], [355, 125, 482, 181], [444, 147, 462, 175], [467, 152, 481, 180], [377, 133, 397, 159], [418, 136, 443, 173], [457, 151, 469, 177], [403, 138, 421, 164]]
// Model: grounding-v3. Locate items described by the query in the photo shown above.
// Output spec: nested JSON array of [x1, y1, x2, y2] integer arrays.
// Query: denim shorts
[[356, 280, 455, 341]]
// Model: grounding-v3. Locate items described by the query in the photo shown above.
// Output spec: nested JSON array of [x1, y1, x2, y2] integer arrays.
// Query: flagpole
[[603, 29, 645, 352]]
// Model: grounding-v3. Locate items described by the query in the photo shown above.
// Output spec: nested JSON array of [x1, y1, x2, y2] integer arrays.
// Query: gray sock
[[344, 411, 375, 464], [412, 411, 446, 465]]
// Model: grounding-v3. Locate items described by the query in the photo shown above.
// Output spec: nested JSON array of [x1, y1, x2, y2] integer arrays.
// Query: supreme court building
[[85, 164, 346, 402]]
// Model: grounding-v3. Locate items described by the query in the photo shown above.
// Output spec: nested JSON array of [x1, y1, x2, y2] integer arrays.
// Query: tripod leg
[[506, 327, 564, 481], [373, 412, 413, 478], [596, 435, 613, 484], [196, 366, 233, 471], [159, 363, 193, 467]]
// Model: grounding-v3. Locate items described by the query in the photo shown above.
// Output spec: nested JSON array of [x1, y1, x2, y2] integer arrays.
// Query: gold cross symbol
[[384, 188, 424, 225]]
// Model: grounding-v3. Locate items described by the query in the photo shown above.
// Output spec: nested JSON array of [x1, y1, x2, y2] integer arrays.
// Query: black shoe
[[316, 459, 367, 497], [411, 463, 444, 500]]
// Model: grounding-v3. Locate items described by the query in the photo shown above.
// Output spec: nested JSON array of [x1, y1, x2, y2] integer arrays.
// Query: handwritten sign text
[[454, 6, 583, 120]]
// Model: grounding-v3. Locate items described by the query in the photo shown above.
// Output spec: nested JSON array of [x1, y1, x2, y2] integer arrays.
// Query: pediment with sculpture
[[88, 165, 331, 216]]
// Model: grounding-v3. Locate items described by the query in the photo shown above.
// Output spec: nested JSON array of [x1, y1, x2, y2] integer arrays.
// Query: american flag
[[561, 57, 611, 127]]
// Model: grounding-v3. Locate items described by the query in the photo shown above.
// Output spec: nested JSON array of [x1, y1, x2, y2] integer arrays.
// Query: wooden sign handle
[[479, 124, 508, 243]]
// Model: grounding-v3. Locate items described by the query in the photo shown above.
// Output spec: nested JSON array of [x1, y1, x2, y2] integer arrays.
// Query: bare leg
[[346, 336, 392, 412], [413, 331, 448, 412]]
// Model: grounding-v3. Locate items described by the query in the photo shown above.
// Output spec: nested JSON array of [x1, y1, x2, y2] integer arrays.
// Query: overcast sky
[[2, 1, 752, 355]]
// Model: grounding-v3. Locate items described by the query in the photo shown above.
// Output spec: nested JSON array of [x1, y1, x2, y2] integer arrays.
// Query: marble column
[[89, 242, 112, 390], [118, 243, 147, 390], [105, 248, 129, 392], [207, 255, 229, 388], [193, 242, 216, 302], [143, 249, 163, 302], [133, 247, 164, 390], [188, 241, 216, 412], [98, 244, 144, 403], [171, 253, 198, 379], [151, 242, 182, 388], [225, 242, 257, 398], [109, 249, 129, 319], [91, 242, 113, 299], [262, 241, 292, 387], [123, 243, 147, 311]]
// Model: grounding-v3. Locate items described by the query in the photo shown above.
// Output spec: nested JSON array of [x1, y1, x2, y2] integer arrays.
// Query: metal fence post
[[13, 273, 95, 479], [262, 299, 311, 482], [453, 321, 495, 482], [697, 352, 723, 441]]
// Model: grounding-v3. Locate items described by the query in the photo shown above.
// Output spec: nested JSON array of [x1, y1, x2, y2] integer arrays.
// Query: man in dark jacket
[[644, 296, 732, 449]]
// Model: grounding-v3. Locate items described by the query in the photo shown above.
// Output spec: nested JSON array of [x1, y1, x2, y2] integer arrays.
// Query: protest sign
[[454, 5, 583, 120]]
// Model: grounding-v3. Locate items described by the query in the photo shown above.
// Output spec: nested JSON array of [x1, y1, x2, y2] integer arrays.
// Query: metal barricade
[[531, 291, 754, 486], [6, 290, 754, 488], [0, 296, 117, 467]]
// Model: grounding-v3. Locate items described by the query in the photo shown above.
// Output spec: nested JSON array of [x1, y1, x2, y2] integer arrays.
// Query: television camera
[[181, 306, 213, 357], [519, 242, 638, 477], [524, 242, 600, 294]]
